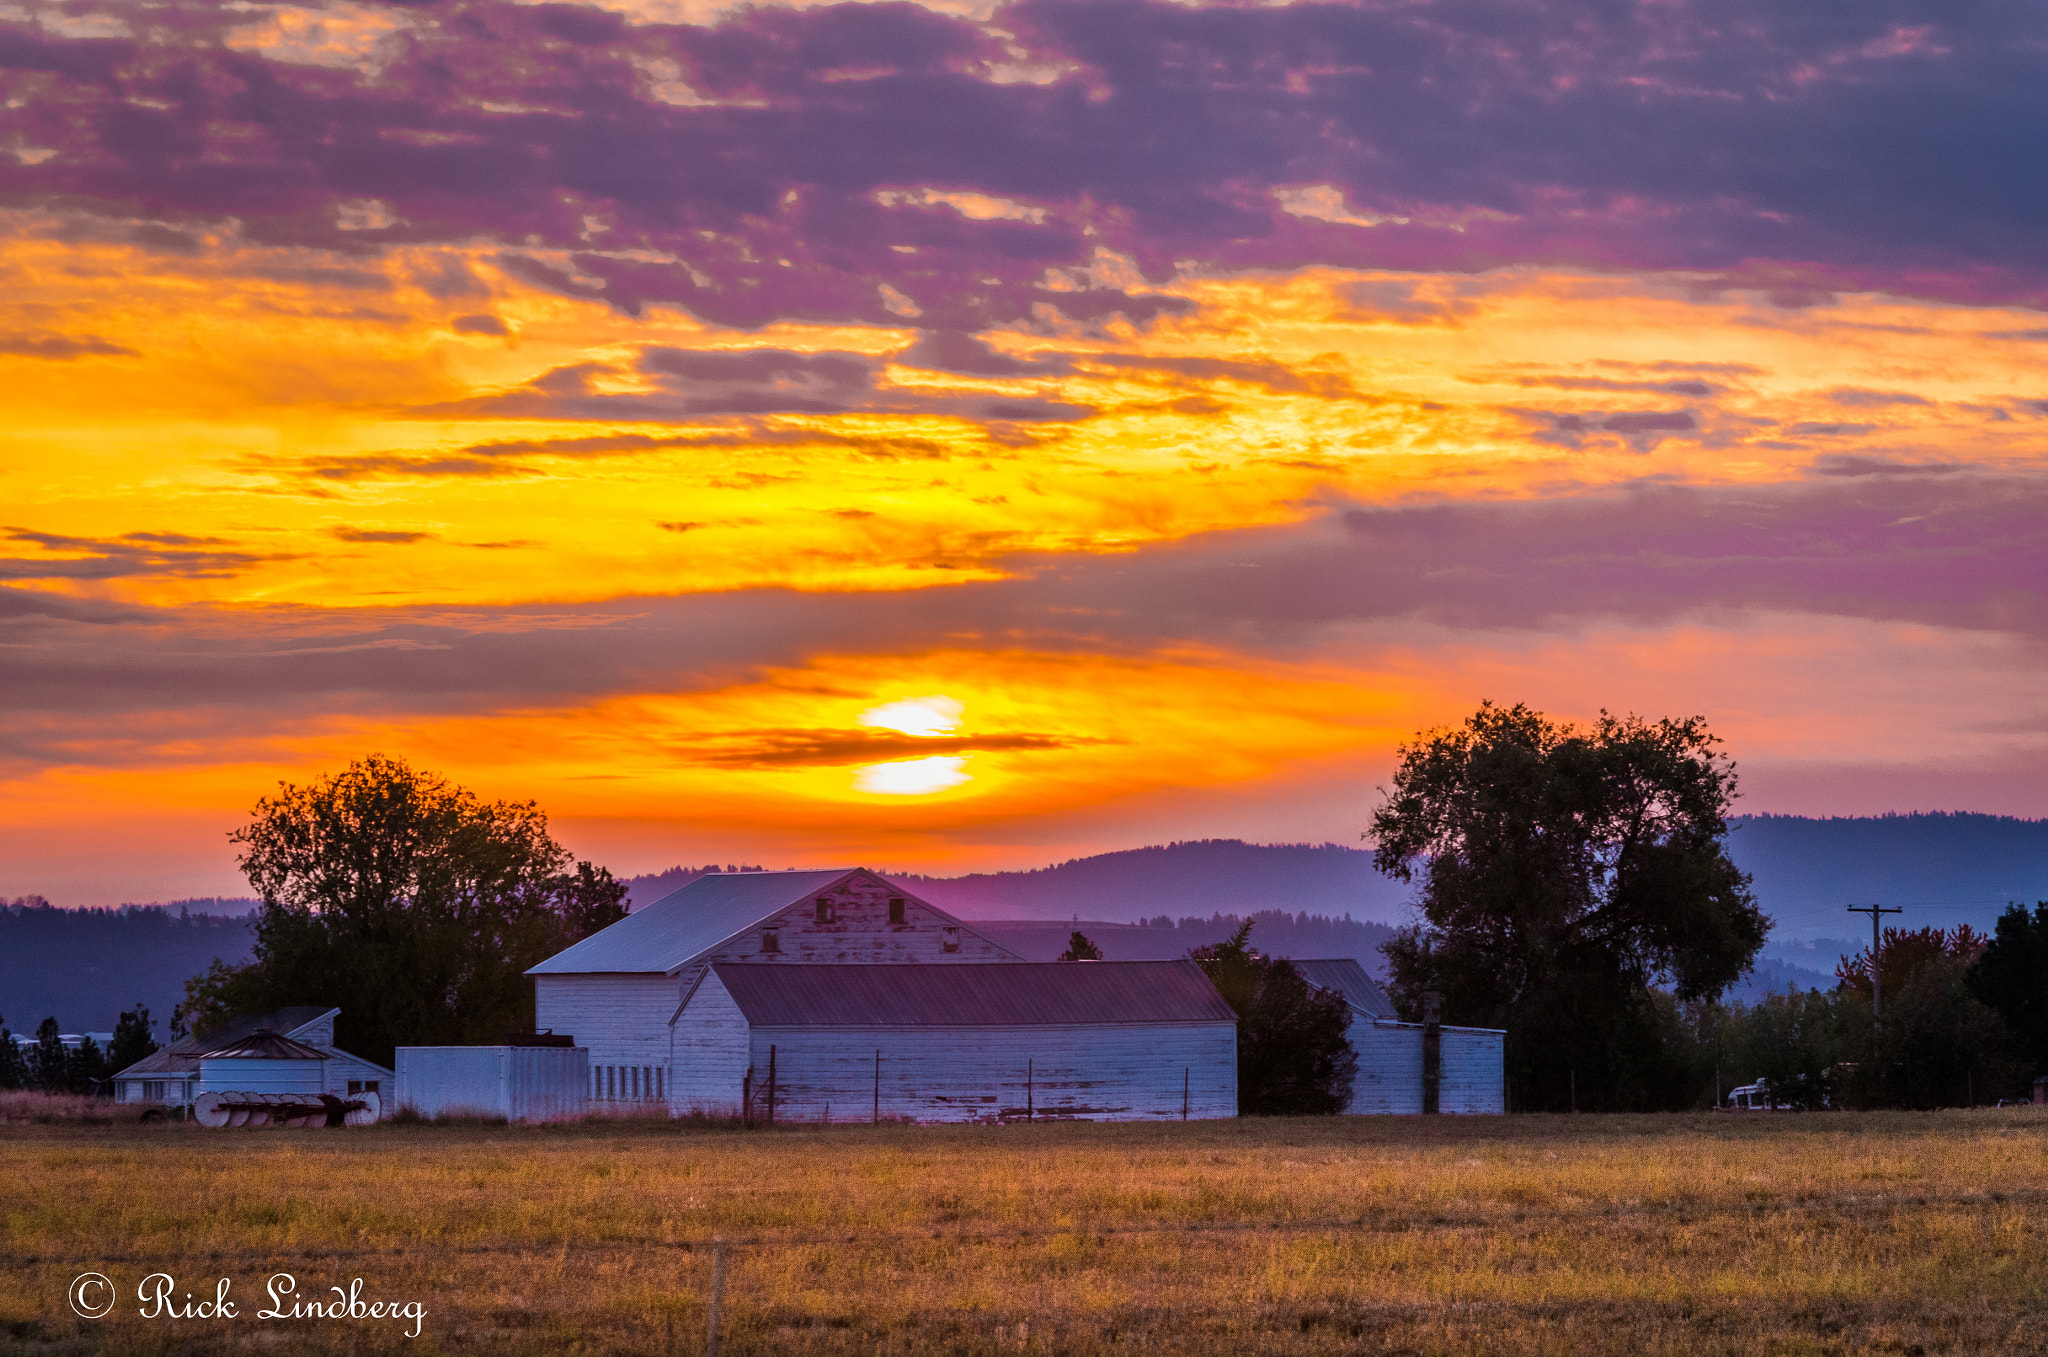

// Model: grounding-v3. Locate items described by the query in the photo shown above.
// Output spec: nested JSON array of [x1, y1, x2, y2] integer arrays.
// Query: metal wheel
[[193, 1091, 230, 1129], [345, 1090, 381, 1126]]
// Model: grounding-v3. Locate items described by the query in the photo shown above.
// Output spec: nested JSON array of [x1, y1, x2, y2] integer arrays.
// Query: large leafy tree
[[1369, 702, 1768, 1111], [184, 755, 628, 1066], [1837, 925, 2017, 1108], [1968, 903, 2048, 1082], [1189, 920, 1357, 1115]]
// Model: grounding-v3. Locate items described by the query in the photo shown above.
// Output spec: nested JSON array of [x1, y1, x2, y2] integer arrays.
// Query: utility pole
[[1847, 904, 1903, 1019]]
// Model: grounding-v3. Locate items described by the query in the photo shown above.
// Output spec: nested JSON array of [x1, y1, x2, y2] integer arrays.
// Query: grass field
[[3, 1108, 2044, 1355]]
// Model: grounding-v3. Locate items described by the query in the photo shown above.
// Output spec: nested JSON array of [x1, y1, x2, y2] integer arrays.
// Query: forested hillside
[[0, 898, 256, 1038]]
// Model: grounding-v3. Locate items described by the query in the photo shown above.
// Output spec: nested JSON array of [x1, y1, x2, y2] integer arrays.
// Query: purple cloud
[[0, 0, 2040, 330]]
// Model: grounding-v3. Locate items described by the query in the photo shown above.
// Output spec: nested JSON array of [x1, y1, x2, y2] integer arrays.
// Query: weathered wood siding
[[734, 1022, 1237, 1123], [1346, 1016, 1423, 1115], [319, 1049, 393, 1097], [1440, 1027, 1506, 1114], [290, 1012, 337, 1049], [1344, 1018, 1505, 1115], [670, 974, 751, 1115], [535, 972, 678, 1103]]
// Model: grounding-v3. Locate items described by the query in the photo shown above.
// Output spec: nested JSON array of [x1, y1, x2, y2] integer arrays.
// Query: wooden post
[[766, 1045, 776, 1127], [706, 1236, 726, 1356], [1026, 1058, 1033, 1123], [1182, 1067, 1189, 1121], [741, 1069, 753, 1130], [873, 1049, 880, 1125], [1422, 990, 1442, 1116]]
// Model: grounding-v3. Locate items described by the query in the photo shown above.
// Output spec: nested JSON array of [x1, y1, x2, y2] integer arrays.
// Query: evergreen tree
[[1189, 920, 1357, 1115], [0, 1015, 26, 1090], [1058, 931, 1103, 961], [30, 1017, 66, 1092], [1968, 903, 2048, 1083], [108, 1005, 159, 1072]]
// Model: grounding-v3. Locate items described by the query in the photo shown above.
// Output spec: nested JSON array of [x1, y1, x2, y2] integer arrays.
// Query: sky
[[3, 0, 2046, 905]]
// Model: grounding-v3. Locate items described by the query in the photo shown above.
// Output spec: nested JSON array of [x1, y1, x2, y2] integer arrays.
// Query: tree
[[1188, 920, 1357, 1115], [0, 1015, 26, 1090], [1968, 902, 2048, 1080], [1058, 931, 1103, 961], [108, 1005, 159, 1073], [1368, 702, 1768, 1111], [30, 1017, 67, 1092], [1722, 990, 1844, 1110], [186, 755, 628, 1066], [1836, 926, 2015, 1108]]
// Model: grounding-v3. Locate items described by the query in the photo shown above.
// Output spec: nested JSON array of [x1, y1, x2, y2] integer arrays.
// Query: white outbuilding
[[672, 960, 1238, 1122], [527, 868, 1025, 1114], [1292, 959, 1505, 1114], [109, 1006, 393, 1111]]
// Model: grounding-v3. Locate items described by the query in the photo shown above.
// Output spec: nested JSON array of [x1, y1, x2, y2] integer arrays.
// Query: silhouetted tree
[[1369, 702, 1768, 1111], [1058, 931, 1103, 961], [0, 1015, 26, 1090], [184, 755, 628, 1065], [1968, 902, 2048, 1082], [1836, 926, 2015, 1108], [30, 1018, 67, 1092], [1189, 920, 1356, 1115], [108, 1005, 159, 1073]]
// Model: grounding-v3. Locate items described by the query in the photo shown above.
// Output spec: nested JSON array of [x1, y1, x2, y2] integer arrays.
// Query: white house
[[672, 960, 1238, 1122], [527, 868, 1024, 1113], [1292, 959, 1506, 1114], [108, 1006, 393, 1110]]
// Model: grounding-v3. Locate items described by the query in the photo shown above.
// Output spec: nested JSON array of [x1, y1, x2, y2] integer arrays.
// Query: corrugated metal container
[[395, 1046, 590, 1122]]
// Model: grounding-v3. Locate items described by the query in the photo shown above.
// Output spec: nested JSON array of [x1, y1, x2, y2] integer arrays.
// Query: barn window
[[347, 1080, 380, 1095], [889, 897, 906, 924], [761, 927, 781, 953], [144, 1080, 165, 1102], [816, 897, 835, 923], [631, 1067, 640, 1100], [942, 926, 960, 953], [655, 1068, 664, 1100]]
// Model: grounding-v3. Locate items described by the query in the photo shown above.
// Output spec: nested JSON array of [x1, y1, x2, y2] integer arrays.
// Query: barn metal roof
[[198, 1028, 331, 1060], [1289, 959, 1399, 1019], [111, 1006, 339, 1079], [527, 869, 858, 975], [709, 961, 1237, 1027]]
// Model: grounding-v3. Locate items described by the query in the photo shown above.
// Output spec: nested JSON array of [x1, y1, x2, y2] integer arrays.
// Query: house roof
[[199, 1028, 331, 1061], [708, 960, 1237, 1027], [528, 869, 857, 975], [111, 1006, 339, 1080], [1289, 959, 1399, 1020]]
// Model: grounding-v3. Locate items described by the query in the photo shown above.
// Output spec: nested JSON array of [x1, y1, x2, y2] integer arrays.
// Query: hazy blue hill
[[0, 898, 257, 1038], [970, 912, 1399, 977], [887, 840, 1414, 924], [1725, 813, 2048, 938]]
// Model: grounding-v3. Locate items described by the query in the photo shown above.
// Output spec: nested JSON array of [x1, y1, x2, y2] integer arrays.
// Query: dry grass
[[3, 1110, 2045, 1354], [0, 1092, 142, 1125]]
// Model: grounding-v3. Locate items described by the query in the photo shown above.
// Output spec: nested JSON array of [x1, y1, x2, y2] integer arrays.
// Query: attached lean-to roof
[[199, 1028, 331, 1061], [1289, 959, 1399, 1020], [710, 961, 1236, 1027], [111, 1006, 340, 1079], [528, 870, 857, 975]]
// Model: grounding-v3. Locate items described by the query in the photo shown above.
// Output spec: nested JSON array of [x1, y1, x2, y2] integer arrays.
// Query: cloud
[[1, 0, 2043, 334], [331, 526, 434, 544], [0, 528, 284, 581], [0, 332, 138, 359], [684, 728, 1070, 768], [451, 313, 510, 336]]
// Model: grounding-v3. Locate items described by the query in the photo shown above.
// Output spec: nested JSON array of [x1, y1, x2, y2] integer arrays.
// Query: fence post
[[1183, 1067, 1189, 1121], [1422, 990, 1442, 1116], [1027, 1058, 1033, 1123], [741, 1070, 753, 1130], [873, 1049, 880, 1125], [766, 1045, 776, 1127], [706, 1236, 726, 1357]]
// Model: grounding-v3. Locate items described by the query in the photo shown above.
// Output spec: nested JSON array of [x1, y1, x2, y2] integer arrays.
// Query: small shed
[[395, 1042, 590, 1123], [673, 961, 1238, 1122], [1291, 959, 1506, 1115], [197, 1029, 330, 1098]]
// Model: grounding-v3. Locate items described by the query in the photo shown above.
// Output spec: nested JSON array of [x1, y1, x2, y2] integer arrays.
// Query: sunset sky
[[4, 0, 2045, 905]]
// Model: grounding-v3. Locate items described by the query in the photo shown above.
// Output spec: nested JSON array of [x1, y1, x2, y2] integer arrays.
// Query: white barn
[[108, 1006, 393, 1110], [673, 960, 1238, 1122], [1292, 959, 1506, 1114], [527, 868, 1024, 1113]]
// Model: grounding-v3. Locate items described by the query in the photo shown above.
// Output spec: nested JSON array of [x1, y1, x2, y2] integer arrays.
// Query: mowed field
[[2, 1109, 2044, 1355]]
